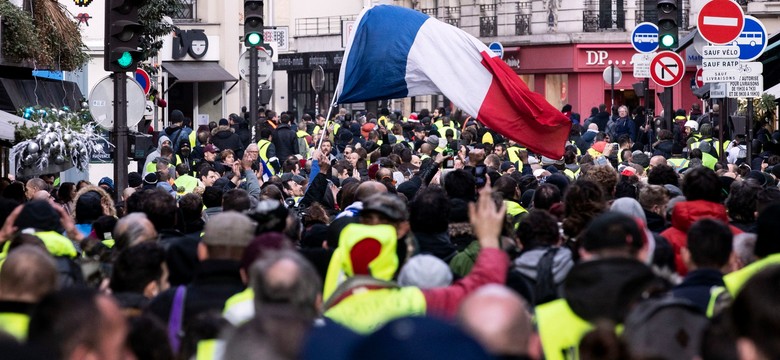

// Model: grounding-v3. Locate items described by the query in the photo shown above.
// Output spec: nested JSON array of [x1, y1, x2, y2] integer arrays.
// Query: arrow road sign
[[697, 0, 745, 45], [735, 16, 768, 61], [632, 22, 659, 53], [650, 51, 685, 87]]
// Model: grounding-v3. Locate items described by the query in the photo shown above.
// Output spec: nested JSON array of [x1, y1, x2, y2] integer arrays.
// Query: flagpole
[[315, 93, 339, 152]]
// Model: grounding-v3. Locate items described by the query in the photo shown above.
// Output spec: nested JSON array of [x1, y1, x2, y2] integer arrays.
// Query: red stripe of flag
[[477, 51, 572, 159]]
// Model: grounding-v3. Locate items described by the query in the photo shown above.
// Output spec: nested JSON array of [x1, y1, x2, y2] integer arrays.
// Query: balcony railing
[[444, 6, 460, 17], [171, 0, 197, 22], [480, 16, 497, 37], [583, 10, 626, 32], [515, 14, 531, 35], [635, 9, 690, 29], [445, 18, 461, 27], [480, 4, 496, 16], [421, 7, 438, 17], [295, 15, 356, 36]]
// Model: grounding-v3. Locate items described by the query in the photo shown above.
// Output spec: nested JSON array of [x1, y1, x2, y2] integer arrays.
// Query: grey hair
[[250, 249, 322, 321], [113, 212, 157, 250]]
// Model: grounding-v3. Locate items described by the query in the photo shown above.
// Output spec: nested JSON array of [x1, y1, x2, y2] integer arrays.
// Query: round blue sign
[[488, 42, 504, 59], [736, 16, 767, 62], [631, 22, 659, 53]]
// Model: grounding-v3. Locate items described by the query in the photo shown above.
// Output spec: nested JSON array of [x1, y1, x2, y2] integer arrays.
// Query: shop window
[[545, 74, 568, 111]]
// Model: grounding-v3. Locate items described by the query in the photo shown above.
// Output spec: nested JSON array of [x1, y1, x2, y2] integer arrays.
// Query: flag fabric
[[335, 5, 572, 159]]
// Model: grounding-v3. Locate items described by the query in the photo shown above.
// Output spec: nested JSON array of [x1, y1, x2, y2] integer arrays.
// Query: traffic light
[[104, 0, 144, 72], [657, 0, 679, 50], [244, 0, 264, 47]]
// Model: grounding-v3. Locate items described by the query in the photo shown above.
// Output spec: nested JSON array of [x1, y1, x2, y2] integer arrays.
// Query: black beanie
[[15, 200, 61, 232], [75, 191, 103, 224]]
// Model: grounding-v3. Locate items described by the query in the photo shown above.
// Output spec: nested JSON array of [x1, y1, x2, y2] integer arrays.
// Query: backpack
[[622, 297, 709, 360], [516, 247, 561, 305]]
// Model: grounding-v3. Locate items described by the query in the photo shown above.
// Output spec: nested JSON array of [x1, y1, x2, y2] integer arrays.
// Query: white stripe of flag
[[703, 16, 738, 26]]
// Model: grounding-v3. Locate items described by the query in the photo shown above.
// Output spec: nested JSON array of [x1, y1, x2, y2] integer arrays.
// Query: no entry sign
[[695, 67, 704, 88], [650, 51, 685, 87], [697, 0, 745, 45]]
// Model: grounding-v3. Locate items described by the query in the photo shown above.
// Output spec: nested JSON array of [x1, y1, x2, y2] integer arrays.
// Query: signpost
[[488, 42, 504, 59], [650, 51, 685, 87], [631, 22, 659, 53], [239, 49, 274, 84], [603, 63, 622, 109], [736, 16, 767, 62], [697, 0, 745, 45]]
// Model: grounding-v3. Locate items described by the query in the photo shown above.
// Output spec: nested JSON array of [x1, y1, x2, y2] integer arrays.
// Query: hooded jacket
[[164, 125, 192, 153], [661, 200, 742, 276], [272, 123, 299, 161], [143, 135, 171, 176], [536, 258, 658, 360], [512, 247, 574, 304], [210, 125, 243, 154], [323, 224, 508, 333]]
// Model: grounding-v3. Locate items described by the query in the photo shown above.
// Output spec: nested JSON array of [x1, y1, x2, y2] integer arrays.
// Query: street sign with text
[[728, 75, 763, 98], [702, 45, 740, 58], [631, 53, 653, 78]]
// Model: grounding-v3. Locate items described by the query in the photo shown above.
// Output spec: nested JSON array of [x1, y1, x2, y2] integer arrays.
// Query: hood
[[157, 135, 170, 148], [513, 247, 574, 284], [564, 258, 657, 323], [211, 125, 235, 138], [72, 185, 116, 222], [164, 125, 180, 137], [671, 200, 728, 233], [322, 223, 398, 301]]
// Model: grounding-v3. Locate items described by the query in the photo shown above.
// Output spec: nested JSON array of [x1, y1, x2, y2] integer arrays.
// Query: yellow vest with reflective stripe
[[256, 139, 272, 162], [505, 201, 528, 230], [0, 312, 29, 341], [667, 158, 689, 172], [536, 299, 594, 360], [724, 253, 780, 296], [174, 174, 199, 194], [324, 286, 427, 334], [189, 130, 197, 149]]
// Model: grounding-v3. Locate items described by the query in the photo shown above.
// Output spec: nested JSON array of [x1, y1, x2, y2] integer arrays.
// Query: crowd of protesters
[[0, 101, 779, 360]]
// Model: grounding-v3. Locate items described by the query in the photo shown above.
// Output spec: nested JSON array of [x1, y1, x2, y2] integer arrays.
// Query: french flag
[[335, 5, 572, 159]]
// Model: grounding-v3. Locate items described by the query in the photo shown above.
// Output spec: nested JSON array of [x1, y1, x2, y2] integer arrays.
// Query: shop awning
[[162, 62, 237, 83], [0, 110, 25, 142], [0, 78, 84, 114]]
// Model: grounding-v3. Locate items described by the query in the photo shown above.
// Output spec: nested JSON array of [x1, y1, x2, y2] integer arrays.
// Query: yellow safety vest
[[0, 312, 29, 341], [323, 224, 398, 302], [189, 130, 197, 149], [222, 288, 255, 326], [536, 299, 596, 360], [563, 167, 580, 181], [724, 253, 780, 296], [256, 139, 272, 162], [324, 286, 427, 334], [667, 158, 689, 172], [174, 174, 199, 194], [505, 200, 528, 230]]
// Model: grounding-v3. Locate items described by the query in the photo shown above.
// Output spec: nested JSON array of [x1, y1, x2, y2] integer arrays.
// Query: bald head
[[588, 123, 598, 131], [458, 285, 534, 357], [649, 155, 667, 168], [0, 245, 58, 302], [355, 181, 388, 202]]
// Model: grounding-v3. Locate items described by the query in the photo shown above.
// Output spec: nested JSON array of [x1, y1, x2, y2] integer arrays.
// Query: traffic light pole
[[114, 72, 129, 203], [249, 46, 259, 143]]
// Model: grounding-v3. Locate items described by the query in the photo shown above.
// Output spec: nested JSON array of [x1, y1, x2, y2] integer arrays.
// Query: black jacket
[[671, 269, 725, 315], [210, 126, 244, 155], [593, 111, 611, 132], [147, 259, 245, 329], [158, 229, 201, 286], [272, 123, 299, 161]]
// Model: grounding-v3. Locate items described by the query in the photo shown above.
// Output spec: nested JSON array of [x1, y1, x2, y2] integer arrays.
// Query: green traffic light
[[660, 34, 676, 48], [117, 51, 133, 68], [247, 32, 262, 46]]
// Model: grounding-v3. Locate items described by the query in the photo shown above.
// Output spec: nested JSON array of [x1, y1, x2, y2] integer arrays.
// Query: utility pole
[[245, 0, 264, 143]]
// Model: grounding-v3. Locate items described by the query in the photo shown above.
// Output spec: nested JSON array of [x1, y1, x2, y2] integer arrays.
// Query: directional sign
[[695, 67, 704, 88], [489, 42, 504, 59], [735, 16, 768, 61], [650, 51, 685, 87], [631, 22, 659, 53], [632, 53, 653, 78], [702, 45, 740, 58], [728, 75, 763, 98], [697, 0, 745, 45]]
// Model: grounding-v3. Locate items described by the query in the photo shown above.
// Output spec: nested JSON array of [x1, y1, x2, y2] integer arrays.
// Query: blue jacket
[[671, 269, 724, 315], [613, 117, 636, 142]]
